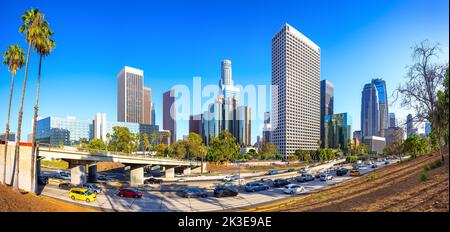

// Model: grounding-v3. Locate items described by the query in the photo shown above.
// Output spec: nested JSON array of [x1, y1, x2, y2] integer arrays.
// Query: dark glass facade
[[320, 80, 334, 147], [324, 113, 352, 150]]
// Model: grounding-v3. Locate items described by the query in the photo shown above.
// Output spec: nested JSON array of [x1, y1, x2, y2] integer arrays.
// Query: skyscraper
[[189, 114, 203, 137], [324, 113, 352, 150], [262, 111, 272, 143], [143, 87, 152, 125], [200, 60, 251, 146], [117, 66, 144, 123], [372, 79, 389, 135], [361, 79, 389, 138], [361, 81, 380, 138], [271, 24, 321, 156], [151, 103, 156, 125], [93, 113, 107, 141], [320, 80, 334, 147], [219, 59, 239, 99], [163, 89, 176, 143], [389, 112, 396, 128]]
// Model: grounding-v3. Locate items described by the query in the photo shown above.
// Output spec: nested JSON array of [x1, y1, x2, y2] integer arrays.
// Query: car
[[177, 178, 186, 182], [222, 182, 238, 188], [222, 175, 239, 182], [283, 184, 305, 194], [58, 182, 75, 190], [298, 167, 310, 174], [38, 176, 48, 185], [267, 170, 279, 175], [287, 168, 296, 172], [296, 174, 314, 182], [336, 168, 348, 176], [259, 178, 273, 185], [320, 174, 333, 181], [79, 183, 102, 194], [137, 184, 153, 191], [350, 169, 361, 176], [97, 174, 116, 182], [384, 160, 390, 165], [231, 176, 245, 183], [273, 179, 290, 187], [117, 188, 143, 198], [181, 188, 208, 198], [58, 171, 71, 180], [144, 178, 163, 184], [245, 182, 269, 192], [69, 187, 96, 203], [214, 185, 239, 198], [371, 163, 378, 168]]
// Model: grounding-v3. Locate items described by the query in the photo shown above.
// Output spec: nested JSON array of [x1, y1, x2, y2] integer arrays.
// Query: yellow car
[[69, 187, 96, 203], [350, 169, 361, 176]]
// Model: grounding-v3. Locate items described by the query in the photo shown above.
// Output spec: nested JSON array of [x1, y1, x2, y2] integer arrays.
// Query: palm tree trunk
[[30, 55, 42, 193], [12, 42, 31, 190], [3, 72, 16, 184]]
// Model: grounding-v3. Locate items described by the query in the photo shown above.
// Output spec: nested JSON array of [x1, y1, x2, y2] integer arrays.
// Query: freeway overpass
[[0, 144, 203, 193]]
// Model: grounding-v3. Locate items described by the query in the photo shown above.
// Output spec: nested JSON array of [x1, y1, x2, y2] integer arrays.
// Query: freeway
[[39, 158, 401, 212]]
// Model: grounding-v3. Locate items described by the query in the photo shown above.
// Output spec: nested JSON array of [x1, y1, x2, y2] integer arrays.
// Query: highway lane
[[39, 158, 401, 212]]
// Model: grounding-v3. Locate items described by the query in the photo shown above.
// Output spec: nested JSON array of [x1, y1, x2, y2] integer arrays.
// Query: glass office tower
[[361, 82, 380, 138], [372, 79, 389, 135], [36, 116, 93, 145], [324, 113, 352, 150], [320, 80, 334, 148]]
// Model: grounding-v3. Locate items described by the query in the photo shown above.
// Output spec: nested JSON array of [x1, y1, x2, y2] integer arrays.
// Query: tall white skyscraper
[[117, 66, 144, 123], [271, 24, 321, 156], [221, 59, 233, 86], [93, 113, 107, 141], [219, 59, 239, 99]]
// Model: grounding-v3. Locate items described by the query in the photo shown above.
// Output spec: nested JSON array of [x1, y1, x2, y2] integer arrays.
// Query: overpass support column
[[129, 165, 145, 187], [183, 167, 191, 176], [164, 167, 175, 178], [69, 160, 87, 185], [88, 163, 97, 183]]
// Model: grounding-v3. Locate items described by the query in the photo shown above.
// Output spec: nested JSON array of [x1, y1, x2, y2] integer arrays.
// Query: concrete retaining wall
[[0, 144, 34, 192]]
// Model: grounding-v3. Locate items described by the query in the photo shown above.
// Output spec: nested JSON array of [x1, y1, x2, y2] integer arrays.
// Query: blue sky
[[0, 0, 448, 143]]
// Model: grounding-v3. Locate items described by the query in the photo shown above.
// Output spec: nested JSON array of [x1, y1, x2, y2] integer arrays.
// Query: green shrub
[[346, 155, 358, 163], [423, 159, 443, 171], [420, 172, 428, 181], [368, 174, 377, 181]]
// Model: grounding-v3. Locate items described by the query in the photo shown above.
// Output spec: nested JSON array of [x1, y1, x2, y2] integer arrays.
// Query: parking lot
[[38, 158, 403, 212]]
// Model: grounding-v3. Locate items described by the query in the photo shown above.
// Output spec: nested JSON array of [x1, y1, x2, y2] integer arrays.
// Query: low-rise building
[[363, 136, 386, 154]]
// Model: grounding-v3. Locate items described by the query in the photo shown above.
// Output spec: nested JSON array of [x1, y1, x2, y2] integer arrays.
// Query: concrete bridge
[[0, 144, 204, 193]]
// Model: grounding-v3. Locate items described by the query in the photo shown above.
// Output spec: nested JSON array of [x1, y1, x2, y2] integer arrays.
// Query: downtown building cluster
[[35, 66, 171, 146], [189, 60, 252, 146], [31, 22, 430, 156]]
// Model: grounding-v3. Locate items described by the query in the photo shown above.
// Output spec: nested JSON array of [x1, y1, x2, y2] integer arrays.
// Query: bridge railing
[[38, 143, 201, 165]]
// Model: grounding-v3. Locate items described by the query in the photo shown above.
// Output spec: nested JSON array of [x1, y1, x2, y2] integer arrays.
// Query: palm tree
[[30, 13, 55, 192], [158, 134, 163, 144], [166, 131, 171, 145], [12, 8, 40, 190], [150, 132, 156, 146], [2, 45, 25, 184]]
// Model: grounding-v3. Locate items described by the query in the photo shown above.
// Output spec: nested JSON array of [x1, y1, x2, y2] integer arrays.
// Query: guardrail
[[38, 143, 201, 165]]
